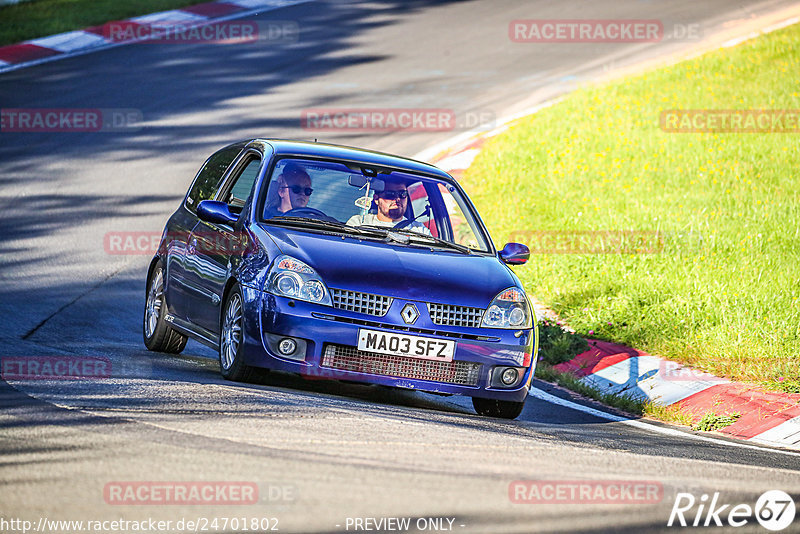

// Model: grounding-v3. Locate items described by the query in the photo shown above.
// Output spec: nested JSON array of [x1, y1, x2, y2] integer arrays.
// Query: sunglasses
[[282, 185, 313, 196], [378, 190, 409, 200]]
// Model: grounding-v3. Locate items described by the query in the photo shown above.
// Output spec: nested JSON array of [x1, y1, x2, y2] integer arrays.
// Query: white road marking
[[0, 0, 312, 74], [414, 99, 561, 163], [580, 354, 726, 405], [527, 387, 800, 456], [228, 0, 307, 8], [434, 148, 481, 172], [27, 31, 110, 53], [750, 416, 800, 448], [130, 11, 208, 24]]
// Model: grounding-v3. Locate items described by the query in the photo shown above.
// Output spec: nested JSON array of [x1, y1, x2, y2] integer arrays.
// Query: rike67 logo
[[668, 490, 795, 531]]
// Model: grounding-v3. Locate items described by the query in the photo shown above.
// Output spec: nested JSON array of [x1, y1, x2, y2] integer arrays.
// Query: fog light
[[278, 338, 297, 355], [500, 367, 519, 386]]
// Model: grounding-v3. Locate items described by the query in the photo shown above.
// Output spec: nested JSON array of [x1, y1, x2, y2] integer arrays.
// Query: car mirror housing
[[499, 242, 530, 265], [197, 200, 238, 226], [348, 174, 385, 192]]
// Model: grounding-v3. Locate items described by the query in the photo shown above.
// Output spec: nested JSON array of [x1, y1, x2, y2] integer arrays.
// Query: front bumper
[[239, 286, 537, 402]]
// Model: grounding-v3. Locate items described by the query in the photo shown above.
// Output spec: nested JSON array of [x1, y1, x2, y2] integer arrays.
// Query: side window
[[185, 146, 242, 212], [407, 182, 438, 237], [221, 156, 262, 212], [439, 184, 486, 251]]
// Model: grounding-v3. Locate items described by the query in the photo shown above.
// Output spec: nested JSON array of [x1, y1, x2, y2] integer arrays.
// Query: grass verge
[[535, 320, 715, 430], [642, 403, 696, 427], [537, 318, 589, 365], [467, 24, 800, 391], [0, 0, 205, 47], [534, 319, 647, 414], [692, 412, 741, 432], [535, 362, 648, 415]]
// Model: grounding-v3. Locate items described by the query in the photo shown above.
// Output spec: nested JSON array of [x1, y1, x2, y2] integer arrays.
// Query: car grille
[[427, 303, 484, 328], [310, 312, 500, 342], [322, 344, 482, 386], [331, 289, 393, 317]]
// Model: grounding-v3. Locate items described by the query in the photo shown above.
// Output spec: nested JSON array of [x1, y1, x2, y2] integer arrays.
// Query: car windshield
[[260, 157, 491, 252]]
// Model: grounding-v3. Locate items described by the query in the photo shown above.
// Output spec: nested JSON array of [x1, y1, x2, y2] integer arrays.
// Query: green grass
[[0, 0, 206, 47], [535, 363, 647, 415], [535, 320, 725, 430], [466, 23, 800, 391], [692, 412, 741, 432], [536, 321, 684, 424], [535, 360, 733, 431], [537, 318, 590, 365], [535, 361, 743, 432], [642, 403, 696, 427], [535, 321, 647, 415]]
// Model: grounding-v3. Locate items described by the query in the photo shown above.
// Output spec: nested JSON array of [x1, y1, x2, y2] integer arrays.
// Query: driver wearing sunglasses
[[265, 163, 313, 217], [346, 180, 431, 235]]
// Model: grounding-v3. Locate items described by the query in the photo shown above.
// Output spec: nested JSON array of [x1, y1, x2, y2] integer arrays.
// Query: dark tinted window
[[185, 145, 242, 212]]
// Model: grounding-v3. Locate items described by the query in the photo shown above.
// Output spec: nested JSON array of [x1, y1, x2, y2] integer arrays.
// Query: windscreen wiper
[[265, 216, 389, 239], [363, 225, 473, 254], [407, 233, 473, 254]]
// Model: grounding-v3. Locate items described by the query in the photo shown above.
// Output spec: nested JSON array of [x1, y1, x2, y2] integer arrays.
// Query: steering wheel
[[283, 207, 339, 223]]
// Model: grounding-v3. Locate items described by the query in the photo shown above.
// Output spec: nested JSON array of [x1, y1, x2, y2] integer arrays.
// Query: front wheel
[[219, 284, 256, 382], [472, 397, 525, 419], [143, 260, 187, 353]]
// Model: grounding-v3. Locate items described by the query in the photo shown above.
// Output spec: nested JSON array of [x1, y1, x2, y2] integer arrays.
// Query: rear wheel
[[219, 284, 256, 382], [143, 261, 187, 353], [472, 397, 525, 419]]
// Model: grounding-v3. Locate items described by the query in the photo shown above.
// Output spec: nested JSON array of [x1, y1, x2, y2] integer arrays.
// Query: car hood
[[258, 225, 518, 307]]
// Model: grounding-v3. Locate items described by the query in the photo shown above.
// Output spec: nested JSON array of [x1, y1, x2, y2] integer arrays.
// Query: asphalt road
[[2, 1, 800, 533]]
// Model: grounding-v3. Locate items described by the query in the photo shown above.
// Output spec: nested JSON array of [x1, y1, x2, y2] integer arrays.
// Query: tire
[[143, 260, 187, 354], [219, 284, 257, 382], [472, 397, 525, 419]]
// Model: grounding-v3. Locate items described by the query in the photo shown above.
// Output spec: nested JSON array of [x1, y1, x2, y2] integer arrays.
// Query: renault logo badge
[[400, 303, 419, 325]]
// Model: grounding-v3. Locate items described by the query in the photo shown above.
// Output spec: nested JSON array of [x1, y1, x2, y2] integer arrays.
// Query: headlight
[[481, 287, 532, 329], [266, 255, 332, 306]]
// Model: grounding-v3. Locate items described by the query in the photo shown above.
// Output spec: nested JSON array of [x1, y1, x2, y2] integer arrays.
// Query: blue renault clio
[[144, 139, 537, 418]]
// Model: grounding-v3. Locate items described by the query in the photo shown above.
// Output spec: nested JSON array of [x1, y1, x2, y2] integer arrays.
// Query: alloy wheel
[[220, 293, 243, 370]]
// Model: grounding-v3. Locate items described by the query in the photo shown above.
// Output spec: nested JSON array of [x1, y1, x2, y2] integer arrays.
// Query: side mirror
[[197, 200, 238, 226], [499, 242, 530, 265]]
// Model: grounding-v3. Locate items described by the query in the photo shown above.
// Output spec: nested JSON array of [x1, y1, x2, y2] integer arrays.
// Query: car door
[[185, 150, 263, 334], [166, 144, 243, 320]]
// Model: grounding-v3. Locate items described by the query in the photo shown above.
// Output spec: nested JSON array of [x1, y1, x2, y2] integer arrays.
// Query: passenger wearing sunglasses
[[346, 180, 431, 235], [265, 163, 313, 217]]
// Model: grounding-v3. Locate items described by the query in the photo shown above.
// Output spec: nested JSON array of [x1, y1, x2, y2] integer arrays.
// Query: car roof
[[240, 138, 454, 181]]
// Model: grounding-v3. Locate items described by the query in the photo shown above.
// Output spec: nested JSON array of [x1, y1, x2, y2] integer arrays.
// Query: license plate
[[357, 329, 455, 362]]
